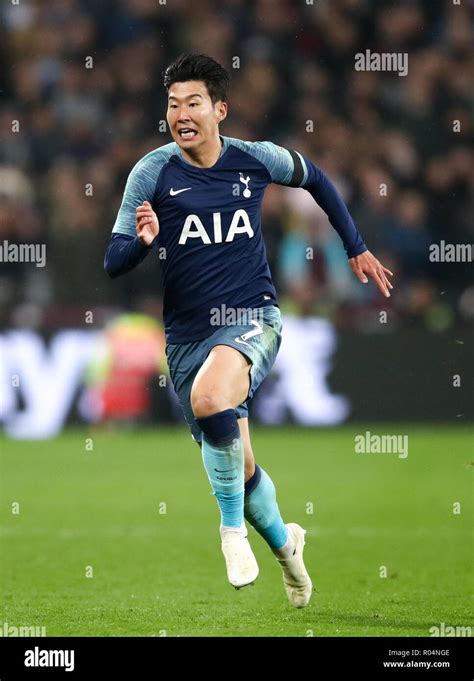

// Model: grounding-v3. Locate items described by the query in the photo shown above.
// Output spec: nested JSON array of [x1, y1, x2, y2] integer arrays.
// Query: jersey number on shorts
[[234, 320, 263, 347]]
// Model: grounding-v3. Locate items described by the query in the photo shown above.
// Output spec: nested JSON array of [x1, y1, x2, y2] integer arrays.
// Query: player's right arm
[[104, 157, 159, 278], [135, 201, 159, 245]]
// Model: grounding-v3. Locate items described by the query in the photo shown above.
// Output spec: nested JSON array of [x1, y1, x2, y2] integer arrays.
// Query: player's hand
[[136, 201, 159, 246], [349, 250, 394, 298]]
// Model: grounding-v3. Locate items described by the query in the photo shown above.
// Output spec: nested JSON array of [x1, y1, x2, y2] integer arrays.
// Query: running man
[[104, 54, 393, 608]]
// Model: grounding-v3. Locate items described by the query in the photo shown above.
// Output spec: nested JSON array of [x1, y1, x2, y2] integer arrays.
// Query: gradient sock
[[196, 409, 245, 529], [244, 464, 293, 554]]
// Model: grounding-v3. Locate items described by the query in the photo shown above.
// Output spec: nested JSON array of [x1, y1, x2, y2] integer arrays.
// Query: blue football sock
[[196, 409, 244, 529], [244, 464, 288, 549]]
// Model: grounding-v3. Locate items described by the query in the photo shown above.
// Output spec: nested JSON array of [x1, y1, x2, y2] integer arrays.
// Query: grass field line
[[0, 524, 467, 538]]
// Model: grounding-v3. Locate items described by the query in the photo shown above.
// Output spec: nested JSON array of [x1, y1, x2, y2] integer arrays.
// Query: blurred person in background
[[0, 0, 471, 332]]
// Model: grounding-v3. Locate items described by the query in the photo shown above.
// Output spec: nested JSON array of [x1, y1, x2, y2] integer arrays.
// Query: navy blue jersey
[[109, 135, 367, 343]]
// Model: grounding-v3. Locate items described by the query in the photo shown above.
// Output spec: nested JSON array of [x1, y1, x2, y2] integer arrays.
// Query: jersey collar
[[176, 135, 229, 169]]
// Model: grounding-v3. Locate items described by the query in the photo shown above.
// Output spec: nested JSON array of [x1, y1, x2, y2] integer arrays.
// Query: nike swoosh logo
[[214, 468, 235, 473], [170, 187, 192, 196]]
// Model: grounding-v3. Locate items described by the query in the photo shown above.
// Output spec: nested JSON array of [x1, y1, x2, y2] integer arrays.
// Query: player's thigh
[[190, 344, 251, 416]]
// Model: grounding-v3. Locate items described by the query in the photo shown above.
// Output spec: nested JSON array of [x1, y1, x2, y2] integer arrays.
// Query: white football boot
[[220, 524, 259, 589], [276, 523, 313, 608]]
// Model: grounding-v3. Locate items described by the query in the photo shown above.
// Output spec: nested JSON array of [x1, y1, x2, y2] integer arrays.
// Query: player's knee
[[191, 390, 227, 418]]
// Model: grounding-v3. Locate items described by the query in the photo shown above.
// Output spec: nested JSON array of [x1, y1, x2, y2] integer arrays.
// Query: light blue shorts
[[166, 305, 282, 442]]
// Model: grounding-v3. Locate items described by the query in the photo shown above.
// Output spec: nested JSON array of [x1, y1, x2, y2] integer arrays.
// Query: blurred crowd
[[0, 0, 472, 333]]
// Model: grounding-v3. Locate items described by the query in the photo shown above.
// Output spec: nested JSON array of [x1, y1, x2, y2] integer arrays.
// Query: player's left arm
[[300, 155, 393, 298], [257, 141, 393, 298]]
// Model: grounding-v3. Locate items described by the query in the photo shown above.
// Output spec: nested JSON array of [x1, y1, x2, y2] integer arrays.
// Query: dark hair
[[163, 54, 230, 103]]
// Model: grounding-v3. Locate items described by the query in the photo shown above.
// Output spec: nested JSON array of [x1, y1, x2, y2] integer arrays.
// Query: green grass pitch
[[0, 425, 472, 637]]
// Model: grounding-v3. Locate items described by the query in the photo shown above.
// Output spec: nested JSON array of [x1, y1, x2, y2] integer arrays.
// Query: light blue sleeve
[[225, 138, 308, 186], [112, 143, 178, 236]]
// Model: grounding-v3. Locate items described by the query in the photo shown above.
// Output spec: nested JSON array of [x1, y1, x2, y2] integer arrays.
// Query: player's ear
[[215, 101, 228, 124]]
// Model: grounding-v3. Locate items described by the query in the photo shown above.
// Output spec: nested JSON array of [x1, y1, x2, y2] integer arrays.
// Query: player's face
[[167, 80, 227, 150]]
